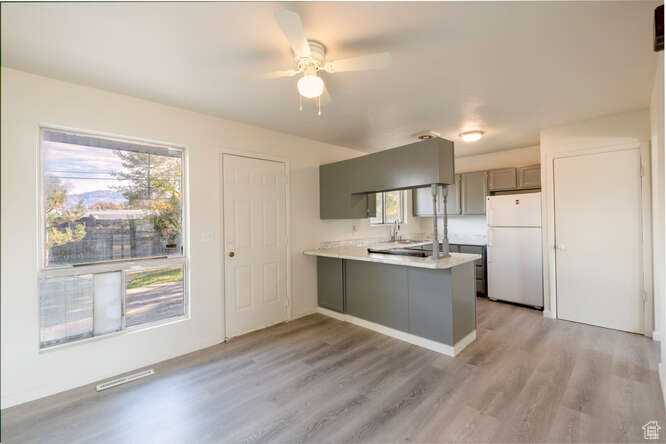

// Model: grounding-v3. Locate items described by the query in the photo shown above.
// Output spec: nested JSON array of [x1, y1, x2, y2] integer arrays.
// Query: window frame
[[370, 190, 406, 225], [37, 125, 190, 351]]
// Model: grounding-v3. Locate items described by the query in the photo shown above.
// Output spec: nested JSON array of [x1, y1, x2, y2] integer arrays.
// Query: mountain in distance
[[66, 190, 128, 209]]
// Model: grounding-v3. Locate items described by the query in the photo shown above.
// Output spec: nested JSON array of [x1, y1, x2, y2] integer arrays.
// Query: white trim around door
[[543, 141, 653, 335]]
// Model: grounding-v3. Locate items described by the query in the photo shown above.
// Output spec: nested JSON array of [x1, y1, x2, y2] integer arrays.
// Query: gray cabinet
[[461, 171, 488, 215], [345, 260, 409, 331], [518, 164, 541, 189], [488, 168, 517, 191], [457, 245, 486, 296], [317, 257, 344, 312], [315, 258, 477, 346], [412, 186, 438, 217], [320, 137, 455, 219], [320, 161, 376, 219], [412, 178, 460, 217], [446, 175, 461, 215]]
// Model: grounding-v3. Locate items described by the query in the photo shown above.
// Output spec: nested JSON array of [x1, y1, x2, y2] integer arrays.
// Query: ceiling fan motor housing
[[296, 40, 326, 73]]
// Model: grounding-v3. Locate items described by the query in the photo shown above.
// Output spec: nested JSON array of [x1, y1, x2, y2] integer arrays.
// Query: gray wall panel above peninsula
[[350, 138, 455, 193], [319, 137, 455, 219]]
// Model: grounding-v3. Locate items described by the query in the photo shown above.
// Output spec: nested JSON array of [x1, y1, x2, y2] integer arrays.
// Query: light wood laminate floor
[[3, 297, 665, 443]]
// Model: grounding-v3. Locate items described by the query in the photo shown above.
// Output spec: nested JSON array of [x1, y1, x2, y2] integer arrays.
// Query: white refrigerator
[[486, 192, 543, 309]]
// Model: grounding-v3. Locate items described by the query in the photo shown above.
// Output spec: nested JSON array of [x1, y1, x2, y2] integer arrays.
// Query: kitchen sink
[[367, 247, 429, 257]]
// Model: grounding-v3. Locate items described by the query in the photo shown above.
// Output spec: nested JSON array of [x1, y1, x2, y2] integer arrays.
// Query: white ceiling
[[1, 1, 659, 155]]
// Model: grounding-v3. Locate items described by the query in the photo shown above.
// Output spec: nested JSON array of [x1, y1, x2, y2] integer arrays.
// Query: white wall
[[0, 67, 414, 408], [455, 145, 540, 173], [650, 52, 665, 392], [421, 145, 540, 239], [539, 109, 651, 319]]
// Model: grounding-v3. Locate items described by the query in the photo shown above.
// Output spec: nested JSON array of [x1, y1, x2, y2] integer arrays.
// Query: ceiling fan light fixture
[[459, 130, 484, 142], [297, 74, 324, 98]]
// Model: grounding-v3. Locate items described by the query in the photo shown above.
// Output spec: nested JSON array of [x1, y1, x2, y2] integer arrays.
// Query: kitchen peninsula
[[304, 240, 480, 356], [309, 137, 480, 356]]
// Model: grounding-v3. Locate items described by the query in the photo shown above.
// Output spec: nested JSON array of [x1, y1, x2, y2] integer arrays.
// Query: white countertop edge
[[303, 249, 481, 270]]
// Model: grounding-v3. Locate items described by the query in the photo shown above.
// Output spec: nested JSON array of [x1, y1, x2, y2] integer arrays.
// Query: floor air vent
[[96, 369, 154, 392]]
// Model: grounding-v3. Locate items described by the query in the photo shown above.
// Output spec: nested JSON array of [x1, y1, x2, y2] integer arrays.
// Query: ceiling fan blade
[[254, 69, 300, 80], [274, 10, 311, 58], [323, 52, 392, 73], [320, 85, 332, 106]]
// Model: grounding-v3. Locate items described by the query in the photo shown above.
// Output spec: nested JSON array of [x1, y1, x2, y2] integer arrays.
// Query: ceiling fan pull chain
[[299, 94, 303, 111], [318, 96, 322, 116]]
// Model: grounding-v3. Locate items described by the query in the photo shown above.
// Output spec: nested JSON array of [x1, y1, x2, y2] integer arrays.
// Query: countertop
[[304, 240, 481, 270]]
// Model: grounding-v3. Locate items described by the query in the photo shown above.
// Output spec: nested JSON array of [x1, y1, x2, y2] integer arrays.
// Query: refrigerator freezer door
[[487, 192, 541, 227], [487, 226, 543, 307]]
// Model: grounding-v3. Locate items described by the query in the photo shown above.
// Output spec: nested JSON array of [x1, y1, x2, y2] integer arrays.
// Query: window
[[370, 190, 404, 224], [39, 128, 187, 349]]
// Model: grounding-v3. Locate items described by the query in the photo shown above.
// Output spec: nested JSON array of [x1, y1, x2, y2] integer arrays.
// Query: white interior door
[[554, 148, 643, 333], [223, 154, 288, 338]]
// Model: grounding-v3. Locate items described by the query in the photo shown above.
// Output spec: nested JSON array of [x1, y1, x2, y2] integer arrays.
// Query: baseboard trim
[[542, 310, 555, 319], [653, 330, 662, 342], [316, 307, 476, 357]]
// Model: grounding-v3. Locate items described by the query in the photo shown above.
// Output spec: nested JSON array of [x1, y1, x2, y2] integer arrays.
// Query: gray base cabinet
[[345, 261, 409, 331], [458, 245, 486, 296], [317, 257, 344, 312], [317, 258, 477, 347]]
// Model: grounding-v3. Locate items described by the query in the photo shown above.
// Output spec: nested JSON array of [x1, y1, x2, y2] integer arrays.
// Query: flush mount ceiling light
[[459, 130, 484, 142], [297, 74, 324, 99]]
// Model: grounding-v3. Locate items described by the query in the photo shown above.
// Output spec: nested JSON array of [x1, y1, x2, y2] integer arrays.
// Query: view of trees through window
[[43, 130, 183, 266], [370, 191, 404, 224], [39, 130, 187, 348]]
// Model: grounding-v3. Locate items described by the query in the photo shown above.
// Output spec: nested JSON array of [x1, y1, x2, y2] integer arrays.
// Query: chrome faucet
[[390, 220, 400, 241]]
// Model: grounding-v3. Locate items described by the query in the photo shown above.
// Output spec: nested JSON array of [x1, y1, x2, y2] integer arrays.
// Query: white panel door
[[223, 154, 288, 338], [487, 227, 543, 307], [554, 148, 643, 333]]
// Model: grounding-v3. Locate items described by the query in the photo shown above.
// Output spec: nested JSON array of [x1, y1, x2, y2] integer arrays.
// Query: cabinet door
[[412, 186, 446, 216], [317, 257, 344, 312], [461, 171, 488, 215], [518, 164, 541, 189], [445, 175, 461, 215], [412, 187, 433, 216], [488, 168, 517, 191]]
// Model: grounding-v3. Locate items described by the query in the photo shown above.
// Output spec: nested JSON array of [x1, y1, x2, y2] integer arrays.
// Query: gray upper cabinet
[[487, 168, 517, 191], [413, 186, 437, 216], [517, 164, 541, 189], [461, 171, 488, 215], [446, 175, 461, 215], [320, 161, 376, 219], [412, 178, 460, 217]]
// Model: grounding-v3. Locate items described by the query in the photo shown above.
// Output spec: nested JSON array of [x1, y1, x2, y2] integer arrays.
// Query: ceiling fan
[[258, 10, 393, 115]]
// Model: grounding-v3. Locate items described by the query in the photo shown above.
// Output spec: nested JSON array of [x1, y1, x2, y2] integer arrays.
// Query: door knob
[[229, 251, 235, 257]]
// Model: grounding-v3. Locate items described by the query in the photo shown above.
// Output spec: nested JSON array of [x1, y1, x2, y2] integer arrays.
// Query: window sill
[[39, 315, 190, 354]]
